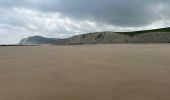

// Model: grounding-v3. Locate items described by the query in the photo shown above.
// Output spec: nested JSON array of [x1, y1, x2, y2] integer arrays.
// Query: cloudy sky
[[0, 0, 170, 44]]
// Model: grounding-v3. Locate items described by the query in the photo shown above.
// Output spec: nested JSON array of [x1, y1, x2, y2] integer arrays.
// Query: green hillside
[[118, 27, 170, 36]]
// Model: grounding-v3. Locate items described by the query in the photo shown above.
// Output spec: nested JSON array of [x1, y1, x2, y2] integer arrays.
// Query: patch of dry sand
[[0, 44, 170, 100]]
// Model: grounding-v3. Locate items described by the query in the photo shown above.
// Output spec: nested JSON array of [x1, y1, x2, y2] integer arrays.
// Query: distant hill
[[118, 27, 170, 36], [19, 27, 170, 45], [19, 36, 62, 45]]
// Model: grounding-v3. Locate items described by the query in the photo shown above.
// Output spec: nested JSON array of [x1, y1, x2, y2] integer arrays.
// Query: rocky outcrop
[[19, 28, 170, 45]]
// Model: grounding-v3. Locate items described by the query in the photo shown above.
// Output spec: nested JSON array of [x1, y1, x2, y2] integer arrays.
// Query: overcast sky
[[0, 0, 170, 44]]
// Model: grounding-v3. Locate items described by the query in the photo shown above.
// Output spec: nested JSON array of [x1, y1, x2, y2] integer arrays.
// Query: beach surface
[[0, 44, 170, 100]]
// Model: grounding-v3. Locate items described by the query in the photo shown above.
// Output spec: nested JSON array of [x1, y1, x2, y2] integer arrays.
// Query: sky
[[0, 0, 170, 44]]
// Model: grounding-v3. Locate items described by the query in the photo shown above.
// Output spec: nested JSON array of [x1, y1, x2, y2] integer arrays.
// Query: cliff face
[[65, 32, 129, 44], [65, 32, 170, 44], [19, 28, 170, 45]]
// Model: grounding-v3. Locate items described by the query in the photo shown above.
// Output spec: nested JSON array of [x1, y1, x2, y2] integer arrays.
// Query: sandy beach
[[0, 44, 170, 100]]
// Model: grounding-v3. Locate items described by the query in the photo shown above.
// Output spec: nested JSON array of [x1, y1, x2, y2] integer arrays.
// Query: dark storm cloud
[[1, 0, 170, 27]]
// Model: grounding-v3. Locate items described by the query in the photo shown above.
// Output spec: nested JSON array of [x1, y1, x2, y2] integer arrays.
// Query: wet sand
[[0, 44, 170, 100]]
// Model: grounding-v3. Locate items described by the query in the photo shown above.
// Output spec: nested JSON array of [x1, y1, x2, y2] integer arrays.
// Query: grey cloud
[[1, 0, 170, 44], [1, 0, 170, 27]]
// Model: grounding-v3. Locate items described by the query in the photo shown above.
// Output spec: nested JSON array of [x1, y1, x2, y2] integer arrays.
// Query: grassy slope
[[118, 27, 170, 36]]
